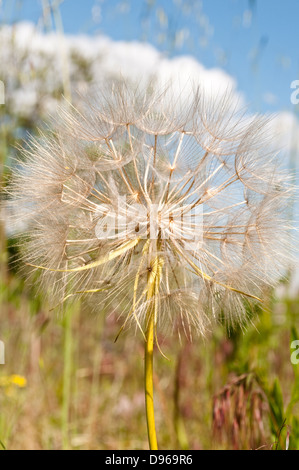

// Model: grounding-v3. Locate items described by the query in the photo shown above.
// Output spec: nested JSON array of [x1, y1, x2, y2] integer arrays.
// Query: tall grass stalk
[[61, 304, 73, 450], [87, 314, 105, 446], [173, 348, 189, 450]]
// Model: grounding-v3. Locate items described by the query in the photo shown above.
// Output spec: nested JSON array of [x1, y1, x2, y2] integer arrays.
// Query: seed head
[[5, 79, 295, 338]]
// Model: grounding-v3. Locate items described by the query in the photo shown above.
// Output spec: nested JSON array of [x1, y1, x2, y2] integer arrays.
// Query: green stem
[[62, 306, 72, 450], [87, 314, 105, 443], [174, 348, 189, 450]]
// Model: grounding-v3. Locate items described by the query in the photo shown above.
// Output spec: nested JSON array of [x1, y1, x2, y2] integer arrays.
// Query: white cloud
[[0, 22, 238, 108], [1, 21, 299, 166], [263, 92, 278, 106], [270, 111, 299, 160]]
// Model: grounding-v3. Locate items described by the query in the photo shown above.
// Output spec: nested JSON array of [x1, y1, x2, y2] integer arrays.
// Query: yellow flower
[[0, 375, 27, 388]]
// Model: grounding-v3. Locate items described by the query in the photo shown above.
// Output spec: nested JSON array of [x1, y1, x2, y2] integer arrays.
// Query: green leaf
[[268, 379, 285, 439], [0, 440, 6, 450]]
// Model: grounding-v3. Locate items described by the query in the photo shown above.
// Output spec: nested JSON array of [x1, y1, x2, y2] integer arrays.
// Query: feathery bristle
[[4, 80, 296, 338]]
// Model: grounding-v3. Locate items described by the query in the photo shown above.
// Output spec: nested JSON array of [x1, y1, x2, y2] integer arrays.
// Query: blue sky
[[1, 0, 299, 114]]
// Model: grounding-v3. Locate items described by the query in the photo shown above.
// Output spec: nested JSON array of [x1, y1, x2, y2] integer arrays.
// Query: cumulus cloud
[[1, 21, 299, 169], [0, 22, 238, 109]]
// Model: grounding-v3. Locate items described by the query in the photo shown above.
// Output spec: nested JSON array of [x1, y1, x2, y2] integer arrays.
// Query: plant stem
[[174, 346, 189, 450], [62, 305, 73, 450], [87, 314, 105, 445], [145, 309, 158, 450], [144, 252, 162, 450]]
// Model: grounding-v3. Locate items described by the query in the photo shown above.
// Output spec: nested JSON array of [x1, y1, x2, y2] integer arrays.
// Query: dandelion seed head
[[5, 79, 296, 338]]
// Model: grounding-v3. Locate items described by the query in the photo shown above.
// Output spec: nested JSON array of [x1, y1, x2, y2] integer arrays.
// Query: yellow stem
[[144, 253, 162, 450], [145, 307, 158, 450]]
